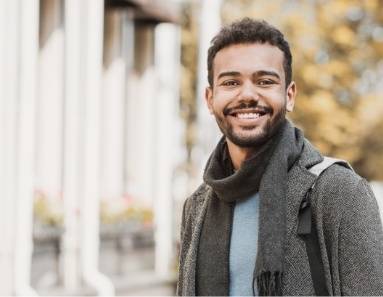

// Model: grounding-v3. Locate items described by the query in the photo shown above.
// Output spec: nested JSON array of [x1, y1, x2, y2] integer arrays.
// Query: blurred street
[[35, 270, 177, 296], [114, 271, 176, 296]]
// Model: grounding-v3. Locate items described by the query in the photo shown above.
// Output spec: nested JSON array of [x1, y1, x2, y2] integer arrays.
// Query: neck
[[226, 139, 257, 170]]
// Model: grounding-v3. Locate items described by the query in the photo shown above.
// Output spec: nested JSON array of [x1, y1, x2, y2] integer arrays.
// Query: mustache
[[223, 102, 273, 117]]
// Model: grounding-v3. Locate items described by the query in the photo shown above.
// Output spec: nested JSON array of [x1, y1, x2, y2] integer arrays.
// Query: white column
[[134, 26, 157, 206], [195, 0, 223, 178], [62, 0, 82, 291], [36, 0, 64, 196], [153, 23, 181, 279], [101, 10, 125, 200], [81, 0, 115, 295], [0, 0, 38, 294], [136, 66, 157, 206], [123, 13, 138, 200], [14, 0, 39, 295], [0, 0, 20, 294]]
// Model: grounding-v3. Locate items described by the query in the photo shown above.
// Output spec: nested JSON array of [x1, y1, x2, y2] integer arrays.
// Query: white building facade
[[0, 0, 181, 295]]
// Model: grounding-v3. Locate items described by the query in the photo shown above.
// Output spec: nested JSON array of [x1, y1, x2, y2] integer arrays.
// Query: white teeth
[[237, 113, 260, 119]]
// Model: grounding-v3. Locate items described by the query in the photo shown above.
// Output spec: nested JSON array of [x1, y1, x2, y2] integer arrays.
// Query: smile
[[235, 112, 262, 119], [230, 108, 268, 120]]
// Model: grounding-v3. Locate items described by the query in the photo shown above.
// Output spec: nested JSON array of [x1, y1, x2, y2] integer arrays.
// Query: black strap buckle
[[297, 188, 313, 235]]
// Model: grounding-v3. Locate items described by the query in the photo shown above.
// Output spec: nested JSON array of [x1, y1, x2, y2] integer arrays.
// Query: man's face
[[205, 43, 296, 148]]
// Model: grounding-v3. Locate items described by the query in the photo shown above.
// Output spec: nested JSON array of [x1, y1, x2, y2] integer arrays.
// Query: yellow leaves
[[301, 65, 320, 86], [324, 60, 350, 76], [295, 90, 383, 169], [217, 0, 383, 179], [331, 25, 356, 46], [364, 0, 379, 11], [300, 56, 358, 91], [310, 90, 336, 111], [354, 94, 383, 128], [292, 89, 360, 163], [322, 62, 359, 94], [319, 1, 358, 24], [308, 91, 354, 146]]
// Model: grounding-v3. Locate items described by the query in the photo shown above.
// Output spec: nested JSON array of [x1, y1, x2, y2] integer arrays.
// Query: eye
[[258, 80, 275, 86], [222, 80, 240, 86]]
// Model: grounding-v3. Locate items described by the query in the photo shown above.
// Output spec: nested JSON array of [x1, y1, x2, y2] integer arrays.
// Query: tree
[[220, 0, 383, 180]]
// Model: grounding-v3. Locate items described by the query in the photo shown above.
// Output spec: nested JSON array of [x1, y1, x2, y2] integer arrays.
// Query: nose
[[237, 80, 258, 102]]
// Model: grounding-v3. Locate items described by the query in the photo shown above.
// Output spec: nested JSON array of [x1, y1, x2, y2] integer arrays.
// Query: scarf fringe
[[257, 272, 283, 296]]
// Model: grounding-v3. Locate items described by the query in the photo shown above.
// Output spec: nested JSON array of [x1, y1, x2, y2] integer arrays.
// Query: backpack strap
[[297, 157, 353, 296], [308, 156, 353, 176], [298, 157, 354, 234]]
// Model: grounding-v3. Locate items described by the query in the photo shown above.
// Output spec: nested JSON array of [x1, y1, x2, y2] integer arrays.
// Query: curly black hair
[[207, 17, 292, 89]]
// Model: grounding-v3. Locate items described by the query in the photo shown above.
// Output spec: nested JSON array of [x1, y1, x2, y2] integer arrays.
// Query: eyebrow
[[217, 70, 280, 80], [255, 70, 280, 80], [217, 71, 241, 80]]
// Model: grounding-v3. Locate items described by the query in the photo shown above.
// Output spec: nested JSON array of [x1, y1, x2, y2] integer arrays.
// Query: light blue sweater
[[229, 192, 259, 296]]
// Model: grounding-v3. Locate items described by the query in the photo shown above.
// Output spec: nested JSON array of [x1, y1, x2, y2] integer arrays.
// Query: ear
[[286, 81, 297, 112], [205, 87, 214, 114]]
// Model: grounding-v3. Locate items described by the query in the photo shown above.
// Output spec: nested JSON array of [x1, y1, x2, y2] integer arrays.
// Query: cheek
[[266, 94, 287, 112], [213, 91, 237, 110]]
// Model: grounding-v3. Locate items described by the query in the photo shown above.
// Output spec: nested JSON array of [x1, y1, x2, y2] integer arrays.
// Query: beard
[[226, 120, 273, 147], [214, 102, 286, 148]]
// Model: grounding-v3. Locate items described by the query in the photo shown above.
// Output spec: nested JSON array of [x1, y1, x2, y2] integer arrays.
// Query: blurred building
[[0, 0, 182, 295]]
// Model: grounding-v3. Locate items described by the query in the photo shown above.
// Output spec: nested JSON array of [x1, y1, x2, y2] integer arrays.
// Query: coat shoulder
[[314, 165, 383, 295], [312, 163, 375, 215], [315, 163, 366, 200]]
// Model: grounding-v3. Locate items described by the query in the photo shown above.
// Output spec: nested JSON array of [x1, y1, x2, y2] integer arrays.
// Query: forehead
[[213, 43, 285, 80]]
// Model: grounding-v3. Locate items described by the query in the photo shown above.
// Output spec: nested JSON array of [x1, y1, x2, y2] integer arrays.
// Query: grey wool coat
[[177, 139, 383, 296]]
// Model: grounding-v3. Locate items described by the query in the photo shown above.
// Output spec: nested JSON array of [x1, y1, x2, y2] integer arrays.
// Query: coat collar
[[285, 139, 324, 245]]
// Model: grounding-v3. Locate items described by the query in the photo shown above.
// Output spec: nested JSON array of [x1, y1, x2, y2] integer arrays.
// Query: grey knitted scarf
[[196, 119, 304, 296]]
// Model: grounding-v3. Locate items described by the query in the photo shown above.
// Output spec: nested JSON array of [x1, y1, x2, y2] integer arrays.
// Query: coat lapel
[[183, 186, 212, 296]]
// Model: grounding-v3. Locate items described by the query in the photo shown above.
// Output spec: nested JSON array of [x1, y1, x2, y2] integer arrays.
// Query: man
[[177, 17, 383, 296]]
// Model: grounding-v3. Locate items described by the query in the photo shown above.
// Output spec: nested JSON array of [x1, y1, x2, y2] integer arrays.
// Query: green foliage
[[34, 190, 63, 226], [33, 190, 153, 229], [100, 198, 153, 229]]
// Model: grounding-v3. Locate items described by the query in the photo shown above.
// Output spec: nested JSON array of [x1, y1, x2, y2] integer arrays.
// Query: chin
[[226, 122, 275, 148], [228, 133, 269, 148]]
